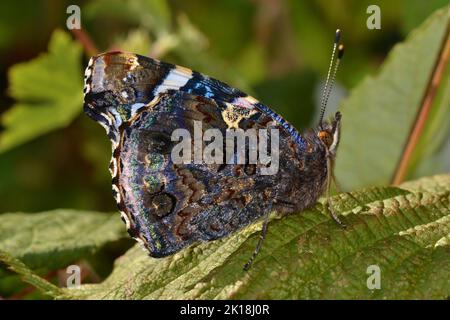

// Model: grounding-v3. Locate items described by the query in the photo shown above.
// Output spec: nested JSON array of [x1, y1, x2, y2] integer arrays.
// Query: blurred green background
[[0, 0, 448, 214]]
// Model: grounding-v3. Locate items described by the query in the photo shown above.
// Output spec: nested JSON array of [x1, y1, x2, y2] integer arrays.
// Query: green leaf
[[85, 0, 171, 36], [335, 5, 450, 190], [401, 0, 450, 34], [0, 29, 83, 153], [0, 209, 126, 273], [0, 209, 128, 297], [38, 174, 448, 300], [115, 29, 152, 57], [0, 249, 64, 298], [399, 173, 450, 193]]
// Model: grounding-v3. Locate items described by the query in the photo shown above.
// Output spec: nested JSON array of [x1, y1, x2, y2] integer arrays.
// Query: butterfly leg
[[243, 208, 271, 271], [326, 156, 346, 228], [327, 197, 346, 228], [333, 170, 367, 208]]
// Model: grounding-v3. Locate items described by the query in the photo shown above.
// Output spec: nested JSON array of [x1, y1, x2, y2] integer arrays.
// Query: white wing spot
[[120, 211, 131, 230], [232, 96, 258, 110], [153, 67, 192, 96]]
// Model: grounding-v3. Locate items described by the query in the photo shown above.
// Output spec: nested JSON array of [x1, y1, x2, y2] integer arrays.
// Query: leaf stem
[[392, 13, 450, 185], [70, 28, 99, 57]]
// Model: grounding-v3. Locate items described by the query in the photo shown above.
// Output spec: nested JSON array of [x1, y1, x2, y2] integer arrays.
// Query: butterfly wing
[[83, 52, 306, 146], [118, 91, 289, 256], [83, 52, 326, 257]]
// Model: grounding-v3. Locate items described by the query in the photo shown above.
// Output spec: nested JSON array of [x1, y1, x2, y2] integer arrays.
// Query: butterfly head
[[317, 111, 341, 156]]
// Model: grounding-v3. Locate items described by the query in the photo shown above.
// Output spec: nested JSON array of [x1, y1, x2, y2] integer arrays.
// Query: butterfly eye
[[318, 131, 332, 148]]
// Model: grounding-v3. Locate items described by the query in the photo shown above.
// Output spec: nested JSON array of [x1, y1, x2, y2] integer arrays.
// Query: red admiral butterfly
[[83, 30, 345, 270]]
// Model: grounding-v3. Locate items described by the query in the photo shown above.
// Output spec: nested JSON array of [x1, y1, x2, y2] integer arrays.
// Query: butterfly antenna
[[322, 44, 344, 119], [318, 29, 342, 128]]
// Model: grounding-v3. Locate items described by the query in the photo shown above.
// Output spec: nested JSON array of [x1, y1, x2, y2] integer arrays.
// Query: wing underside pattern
[[83, 51, 324, 257]]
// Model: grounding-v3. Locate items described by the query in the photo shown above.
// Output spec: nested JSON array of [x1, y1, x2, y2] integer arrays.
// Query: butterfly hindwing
[[116, 91, 286, 256]]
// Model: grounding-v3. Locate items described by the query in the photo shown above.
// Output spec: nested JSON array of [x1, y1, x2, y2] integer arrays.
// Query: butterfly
[[83, 30, 345, 270]]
